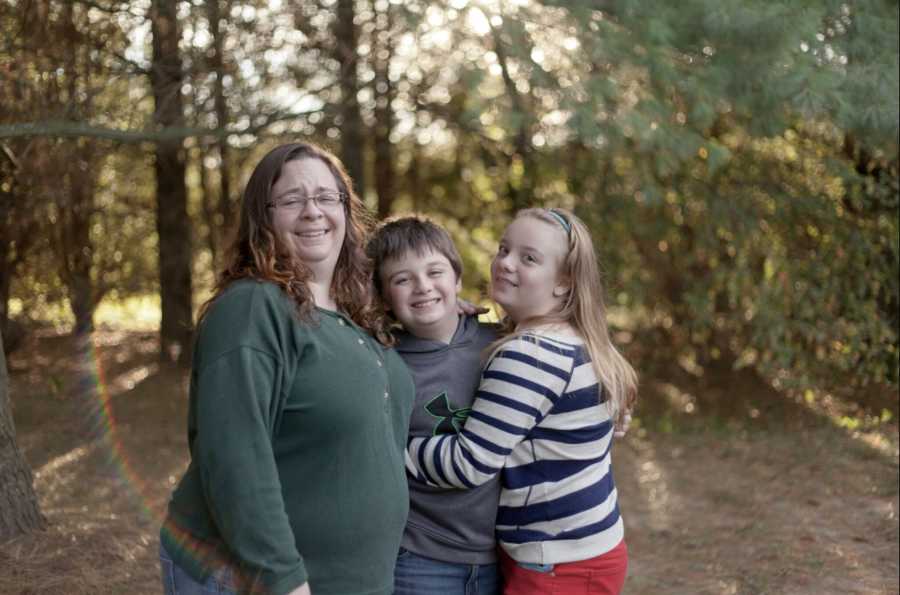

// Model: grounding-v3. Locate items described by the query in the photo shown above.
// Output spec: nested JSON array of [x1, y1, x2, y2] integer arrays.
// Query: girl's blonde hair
[[496, 207, 637, 421]]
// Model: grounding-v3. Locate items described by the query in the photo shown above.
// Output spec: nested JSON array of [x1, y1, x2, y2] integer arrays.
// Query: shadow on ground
[[3, 330, 189, 594], [616, 368, 899, 595]]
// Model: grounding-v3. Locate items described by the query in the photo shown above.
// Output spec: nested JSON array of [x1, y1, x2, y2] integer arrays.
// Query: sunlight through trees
[[1, 0, 897, 399]]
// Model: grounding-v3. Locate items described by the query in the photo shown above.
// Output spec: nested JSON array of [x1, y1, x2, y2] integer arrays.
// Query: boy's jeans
[[393, 547, 501, 595]]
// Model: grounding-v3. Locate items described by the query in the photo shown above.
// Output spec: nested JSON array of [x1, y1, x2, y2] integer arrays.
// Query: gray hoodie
[[396, 314, 502, 565]]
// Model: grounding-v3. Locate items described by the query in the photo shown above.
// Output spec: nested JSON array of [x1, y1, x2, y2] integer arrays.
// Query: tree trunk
[[0, 148, 36, 352], [0, 329, 45, 543], [207, 0, 235, 243], [0, 206, 10, 341], [335, 0, 366, 197], [59, 161, 97, 337], [372, 0, 395, 219], [198, 146, 219, 270], [150, 0, 194, 366], [55, 6, 99, 337], [408, 148, 423, 213], [68, 277, 95, 336]]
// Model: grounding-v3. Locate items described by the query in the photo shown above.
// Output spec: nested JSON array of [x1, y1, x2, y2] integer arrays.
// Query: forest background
[[0, 0, 898, 593]]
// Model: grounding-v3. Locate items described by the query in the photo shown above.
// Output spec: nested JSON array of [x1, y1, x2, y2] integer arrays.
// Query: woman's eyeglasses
[[267, 191, 345, 211]]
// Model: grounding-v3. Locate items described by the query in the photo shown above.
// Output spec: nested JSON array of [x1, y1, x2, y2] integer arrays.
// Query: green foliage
[[0, 1, 158, 330], [1, 0, 896, 400], [524, 0, 899, 394]]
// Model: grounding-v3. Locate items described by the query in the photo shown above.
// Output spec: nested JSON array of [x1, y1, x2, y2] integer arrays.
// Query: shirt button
[[338, 319, 345, 326], [377, 360, 383, 367], [384, 391, 389, 399], [357, 338, 364, 345]]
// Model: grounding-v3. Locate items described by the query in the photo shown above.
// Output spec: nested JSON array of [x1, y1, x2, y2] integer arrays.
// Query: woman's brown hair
[[201, 142, 390, 343]]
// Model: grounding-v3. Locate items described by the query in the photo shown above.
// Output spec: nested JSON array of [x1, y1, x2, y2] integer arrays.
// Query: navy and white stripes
[[406, 332, 624, 565]]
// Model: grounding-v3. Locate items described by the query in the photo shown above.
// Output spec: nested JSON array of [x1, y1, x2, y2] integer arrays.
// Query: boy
[[367, 217, 501, 595]]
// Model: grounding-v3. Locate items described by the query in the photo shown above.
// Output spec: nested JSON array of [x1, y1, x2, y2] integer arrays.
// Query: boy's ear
[[455, 276, 462, 293]]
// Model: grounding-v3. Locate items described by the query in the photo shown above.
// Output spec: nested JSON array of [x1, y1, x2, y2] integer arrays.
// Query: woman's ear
[[382, 299, 397, 320], [378, 289, 393, 313]]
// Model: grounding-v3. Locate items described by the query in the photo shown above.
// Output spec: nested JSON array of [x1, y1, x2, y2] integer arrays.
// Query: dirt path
[[615, 423, 898, 594], [2, 331, 897, 594]]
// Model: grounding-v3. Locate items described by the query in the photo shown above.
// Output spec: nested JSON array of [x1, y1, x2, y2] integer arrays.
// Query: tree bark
[[59, 5, 99, 337], [198, 146, 220, 270], [372, 0, 395, 219], [0, 329, 45, 543], [150, 0, 194, 366], [0, 194, 11, 342], [0, 150, 37, 352], [57, 153, 99, 337], [335, 0, 366, 197], [207, 0, 235, 242]]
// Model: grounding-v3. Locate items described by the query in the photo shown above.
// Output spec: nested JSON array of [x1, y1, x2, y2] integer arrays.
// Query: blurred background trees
[[0, 0, 897, 407]]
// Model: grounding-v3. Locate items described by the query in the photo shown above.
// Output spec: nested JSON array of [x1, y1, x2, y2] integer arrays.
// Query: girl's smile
[[490, 215, 570, 323]]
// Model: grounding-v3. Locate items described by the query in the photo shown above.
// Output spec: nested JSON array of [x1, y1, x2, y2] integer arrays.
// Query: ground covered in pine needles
[[2, 329, 898, 594]]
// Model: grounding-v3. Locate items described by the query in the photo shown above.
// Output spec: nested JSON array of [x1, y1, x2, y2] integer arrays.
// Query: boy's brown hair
[[366, 216, 463, 298]]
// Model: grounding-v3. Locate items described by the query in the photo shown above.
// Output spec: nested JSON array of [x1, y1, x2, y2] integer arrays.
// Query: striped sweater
[[406, 332, 624, 565]]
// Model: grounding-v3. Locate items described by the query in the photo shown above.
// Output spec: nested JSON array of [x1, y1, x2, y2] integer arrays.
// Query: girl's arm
[[406, 335, 574, 489]]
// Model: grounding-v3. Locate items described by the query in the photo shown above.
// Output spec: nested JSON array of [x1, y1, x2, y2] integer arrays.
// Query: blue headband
[[547, 209, 572, 235]]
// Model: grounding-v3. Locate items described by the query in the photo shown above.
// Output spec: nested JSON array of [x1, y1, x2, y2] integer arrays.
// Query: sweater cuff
[[268, 564, 308, 595]]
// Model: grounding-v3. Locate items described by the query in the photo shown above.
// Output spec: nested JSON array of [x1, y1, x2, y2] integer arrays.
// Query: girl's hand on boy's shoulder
[[614, 411, 632, 439], [457, 298, 490, 317]]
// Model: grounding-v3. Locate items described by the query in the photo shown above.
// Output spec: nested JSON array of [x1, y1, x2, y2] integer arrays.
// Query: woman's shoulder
[[197, 280, 297, 355], [206, 279, 291, 320], [217, 277, 286, 302]]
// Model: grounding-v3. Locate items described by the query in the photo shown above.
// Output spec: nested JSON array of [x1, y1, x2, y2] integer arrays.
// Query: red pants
[[500, 540, 628, 595]]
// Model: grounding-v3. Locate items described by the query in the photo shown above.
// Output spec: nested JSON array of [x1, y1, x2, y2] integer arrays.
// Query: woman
[[159, 143, 415, 595]]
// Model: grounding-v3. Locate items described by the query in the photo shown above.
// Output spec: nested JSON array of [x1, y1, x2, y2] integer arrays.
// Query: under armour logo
[[425, 392, 471, 435]]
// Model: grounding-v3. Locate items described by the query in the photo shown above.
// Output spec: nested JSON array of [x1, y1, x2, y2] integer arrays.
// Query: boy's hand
[[457, 299, 489, 316]]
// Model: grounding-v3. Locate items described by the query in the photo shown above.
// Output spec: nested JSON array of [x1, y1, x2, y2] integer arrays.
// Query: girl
[[406, 207, 637, 594]]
